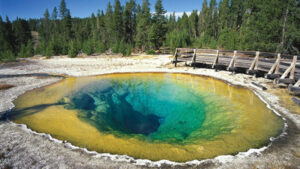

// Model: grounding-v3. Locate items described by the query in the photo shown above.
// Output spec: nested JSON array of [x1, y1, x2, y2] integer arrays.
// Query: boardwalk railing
[[172, 48, 300, 94]]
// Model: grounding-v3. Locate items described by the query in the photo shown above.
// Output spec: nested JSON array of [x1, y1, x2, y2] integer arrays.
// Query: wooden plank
[[176, 56, 300, 73], [195, 49, 297, 60], [173, 49, 300, 78], [195, 49, 218, 54]]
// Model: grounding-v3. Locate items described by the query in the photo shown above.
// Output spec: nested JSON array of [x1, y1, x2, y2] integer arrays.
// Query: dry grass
[[0, 84, 15, 90]]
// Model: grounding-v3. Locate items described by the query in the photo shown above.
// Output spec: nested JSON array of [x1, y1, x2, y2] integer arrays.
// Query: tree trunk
[[280, 7, 289, 51]]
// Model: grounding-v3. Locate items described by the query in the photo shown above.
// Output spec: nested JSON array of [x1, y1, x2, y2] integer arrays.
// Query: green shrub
[[209, 39, 217, 49], [111, 42, 120, 54], [18, 40, 33, 58], [0, 50, 16, 62], [83, 39, 94, 55], [125, 45, 132, 56], [44, 44, 54, 58], [119, 40, 126, 56], [96, 42, 107, 53], [146, 49, 156, 55], [68, 40, 79, 58]]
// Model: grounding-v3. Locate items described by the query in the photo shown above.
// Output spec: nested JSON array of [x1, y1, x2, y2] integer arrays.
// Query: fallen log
[[251, 82, 267, 90]]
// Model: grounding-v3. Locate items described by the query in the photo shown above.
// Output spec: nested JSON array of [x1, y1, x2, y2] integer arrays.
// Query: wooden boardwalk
[[172, 48, 300, 94]]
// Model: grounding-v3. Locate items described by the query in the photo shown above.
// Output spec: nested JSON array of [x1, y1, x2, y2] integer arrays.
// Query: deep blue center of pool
[[67, 76, 207, 142]]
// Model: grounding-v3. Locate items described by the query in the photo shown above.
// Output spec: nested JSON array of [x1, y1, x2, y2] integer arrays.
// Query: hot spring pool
[[9, 73, 284, 162]]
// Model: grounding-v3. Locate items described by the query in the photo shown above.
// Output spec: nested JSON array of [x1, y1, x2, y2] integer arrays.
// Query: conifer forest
[[0, 0, 299, 61]]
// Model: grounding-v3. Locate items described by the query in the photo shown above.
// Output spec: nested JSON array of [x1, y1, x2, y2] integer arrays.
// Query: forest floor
[[0, 54, 300, 169]]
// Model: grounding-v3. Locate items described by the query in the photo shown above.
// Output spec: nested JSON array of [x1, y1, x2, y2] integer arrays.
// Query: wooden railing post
[[192, 49, 196, 69], [212, 50, 219, 69], [174, 48, 178, 67], [227, 50, 237, 71], [275, 53, 281, 74], [280, 55, 297, 80], [277, 55, 297, 84], [265, 53, 281, 79], [289, 55, 297, 80], [254, 51, 260, 70], [247, 51, 260, 74]]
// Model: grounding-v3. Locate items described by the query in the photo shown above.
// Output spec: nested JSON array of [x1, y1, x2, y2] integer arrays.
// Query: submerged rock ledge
[[0, 55, 300, 169]]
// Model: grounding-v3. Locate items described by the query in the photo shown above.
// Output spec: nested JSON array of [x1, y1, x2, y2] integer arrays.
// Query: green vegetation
[[0, 0, 299, 61]]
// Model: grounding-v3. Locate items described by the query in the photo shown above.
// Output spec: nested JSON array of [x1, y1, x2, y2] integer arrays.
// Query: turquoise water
[[65, 74, 233, 144], [11, 73, 283, 161]]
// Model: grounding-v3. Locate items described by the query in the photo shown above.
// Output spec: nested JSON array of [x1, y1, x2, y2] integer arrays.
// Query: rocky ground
[[0, 55, 299, 169]]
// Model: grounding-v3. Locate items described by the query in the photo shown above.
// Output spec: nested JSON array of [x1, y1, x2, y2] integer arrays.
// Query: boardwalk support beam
[[266, 53, 281, 79], [192, 49, 196, 69], [212, 50, 219, 69], [227, 51, 237, 72], [277, 55, 297, 84], [247, 51, 260, 75], [173, 48, 178, 67]]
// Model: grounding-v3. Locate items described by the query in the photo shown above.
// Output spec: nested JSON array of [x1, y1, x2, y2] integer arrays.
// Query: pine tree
[[45, 40, 55, 57], [18, 40, 33, 58], [112, 0, 123, 43], [98, 10, 107, 45], [4, 17, 15, 52], [240, 0, 281, 52], [18, 43, 26, 57], [51, 7, 58, 35], [230, 0, 245, 29], [135, 0, 151, 50], [278, 0, 300, 54], [218, 0, 230, 30], [42, 9, 50, 40], [59, 0, 67, 19], [52, 7, 58, 20], [167, 12, 176, 31], [83, 39, 94, 55], [149, 0, 167, 49], [189, 10, 199, 38], [198, 0, 208, 36], [123, 0, 137, 44], [64, 10, 73, 41], [2, 0, 300, 61], [105, 2, 113, 44], [68, 40, 78, 58], [179, 12, 190, 33], [206, 0, 218, 39]]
